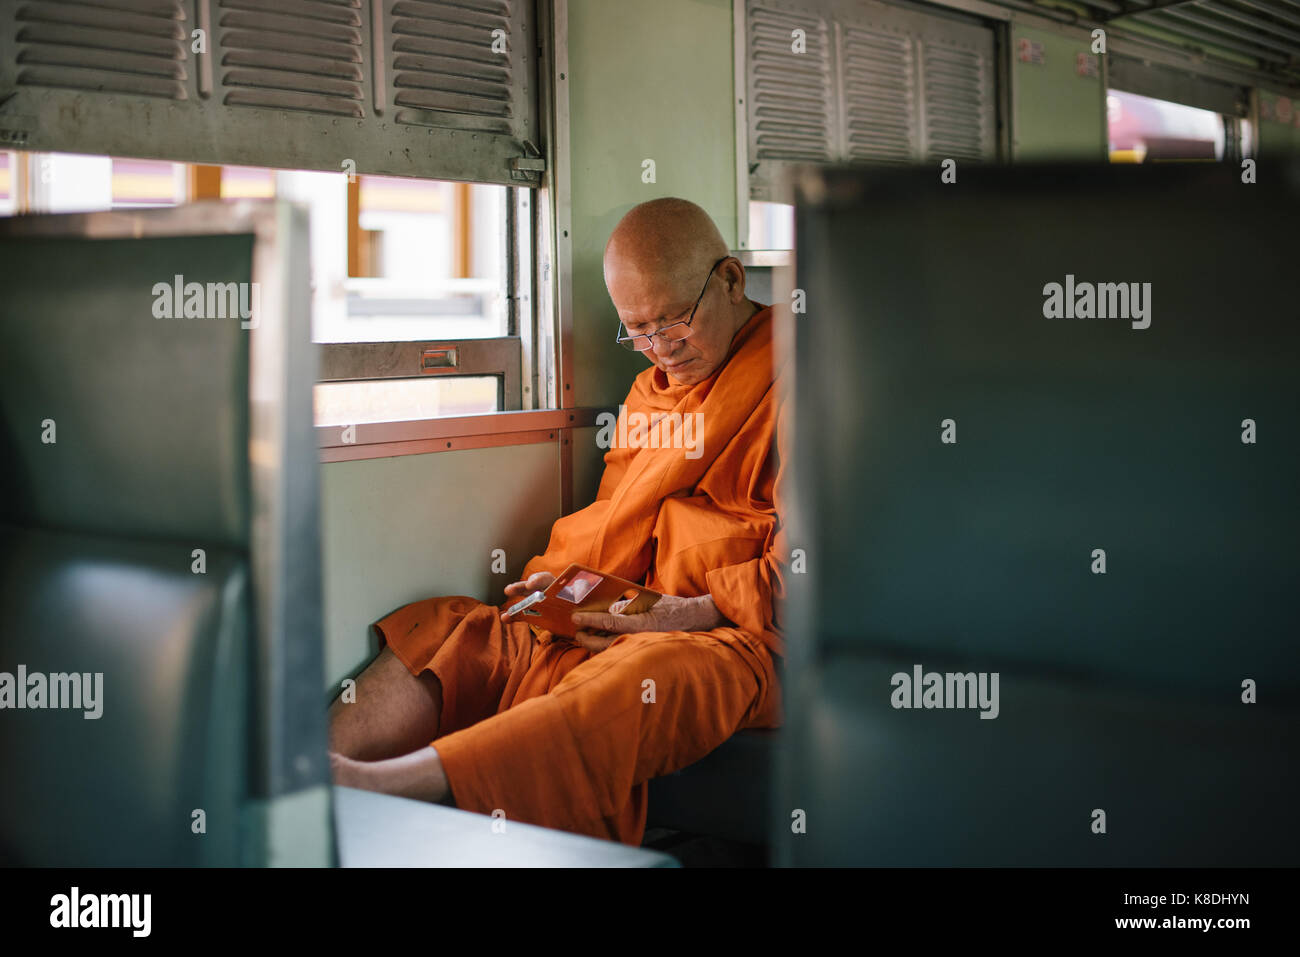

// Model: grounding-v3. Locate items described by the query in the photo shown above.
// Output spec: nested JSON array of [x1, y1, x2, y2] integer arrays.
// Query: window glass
[[748, 200, 794, 250], [0, 152, 15, 215], [273, 170, 512, 344], [1108, 90, 1225, 162], [314, 377, 499, 426], [221, 166, 276, 199], [30, 153, 113, 212], [0, 152, 527, 424], [3, 152, 186, 213], [111, 158, 184, 208]]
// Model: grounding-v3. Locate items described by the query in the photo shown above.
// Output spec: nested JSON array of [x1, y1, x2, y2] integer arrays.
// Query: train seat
[[646, 726, 778, 848], [0, 527, 249, 865], [0, 219, 261, 864]]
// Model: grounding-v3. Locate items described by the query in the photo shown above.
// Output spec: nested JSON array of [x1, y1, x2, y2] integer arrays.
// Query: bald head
[[604, 197, 729, 291], [603, 198, 758, 385]]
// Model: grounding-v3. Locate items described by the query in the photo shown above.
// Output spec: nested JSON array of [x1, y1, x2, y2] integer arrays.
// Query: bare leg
[[328, 646, 442, 761]]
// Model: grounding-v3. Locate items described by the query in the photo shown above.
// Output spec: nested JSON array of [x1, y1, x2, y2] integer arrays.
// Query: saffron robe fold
[[375, 302, 790, 844]]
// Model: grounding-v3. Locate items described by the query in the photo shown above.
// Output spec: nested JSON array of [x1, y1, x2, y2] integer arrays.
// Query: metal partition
[[0, 0, 542, 186], [743, 0, 1000, 201]]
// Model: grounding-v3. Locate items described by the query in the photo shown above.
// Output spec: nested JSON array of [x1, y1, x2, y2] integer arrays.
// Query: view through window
[[0, 152, 522, 424], [1107, 90, 1245, 163]]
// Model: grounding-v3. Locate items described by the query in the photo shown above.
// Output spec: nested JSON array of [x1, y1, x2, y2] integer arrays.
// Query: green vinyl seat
[[0, 205, 326, 866], [0, 527, 249, 865], [776, 163, 1300, 866]]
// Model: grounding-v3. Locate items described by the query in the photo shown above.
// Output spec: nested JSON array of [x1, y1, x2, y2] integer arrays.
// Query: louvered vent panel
[[840, 26, 914, 164], [217, 0, 364, 118], [390, 0, 515, 133], [922, 41, 987, 160], [14, 0, 188, 101], [748, 3, 833, 162]]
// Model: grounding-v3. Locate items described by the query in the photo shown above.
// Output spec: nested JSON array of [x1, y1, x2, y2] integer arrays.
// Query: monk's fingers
[[573, 629, 615, 654], [504, 573, 553, 601]]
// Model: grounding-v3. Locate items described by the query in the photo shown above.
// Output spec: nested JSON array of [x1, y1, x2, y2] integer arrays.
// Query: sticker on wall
[[1276, 97, 1293, 124], [1260, 99, 1274, 122], [1017, 37, 1044, 65], [1075, 52, 1098, 78]]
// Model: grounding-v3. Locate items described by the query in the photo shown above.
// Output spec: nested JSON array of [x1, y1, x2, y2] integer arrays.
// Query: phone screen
[[505, 590, 546, 618]]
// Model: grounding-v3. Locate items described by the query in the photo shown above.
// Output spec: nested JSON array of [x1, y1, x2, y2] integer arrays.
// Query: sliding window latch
[[420, 347, 458, 373], [509, 156, 545, 181]]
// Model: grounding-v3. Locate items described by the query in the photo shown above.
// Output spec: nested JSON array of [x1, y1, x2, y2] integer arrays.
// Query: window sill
[[317, 407, 610, 462]]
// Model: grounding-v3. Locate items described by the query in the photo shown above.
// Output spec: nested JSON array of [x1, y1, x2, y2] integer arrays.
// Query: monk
[[328, 197, 790, 846]]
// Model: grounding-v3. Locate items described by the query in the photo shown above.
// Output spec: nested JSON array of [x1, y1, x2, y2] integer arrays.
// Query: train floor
[[641, 827, 767, 867]]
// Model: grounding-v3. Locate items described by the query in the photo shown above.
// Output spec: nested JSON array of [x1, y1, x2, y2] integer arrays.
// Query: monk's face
[[607, 257, 745, 386]]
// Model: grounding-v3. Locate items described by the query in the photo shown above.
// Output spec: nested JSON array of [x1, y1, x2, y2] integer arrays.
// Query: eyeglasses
[[615, 256, 729, 353]]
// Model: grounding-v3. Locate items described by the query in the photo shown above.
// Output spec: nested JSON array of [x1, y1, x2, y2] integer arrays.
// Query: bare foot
[[330, 748, 451, 805], [330, 751, 371, 790]]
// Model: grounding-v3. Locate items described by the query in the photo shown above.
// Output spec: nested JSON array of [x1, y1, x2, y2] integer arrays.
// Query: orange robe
[[375, 302, 790, 844]]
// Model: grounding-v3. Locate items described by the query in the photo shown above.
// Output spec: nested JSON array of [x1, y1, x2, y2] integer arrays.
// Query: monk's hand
[[571, 627, 619, 655], [571, 594, 726, 641], [504, 571, 555, 600]]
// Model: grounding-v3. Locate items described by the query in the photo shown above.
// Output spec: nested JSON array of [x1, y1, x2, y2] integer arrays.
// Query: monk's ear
[[722, 258, 745, 301]]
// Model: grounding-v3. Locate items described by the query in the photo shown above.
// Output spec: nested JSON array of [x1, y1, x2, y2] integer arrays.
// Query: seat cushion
[[0, 525, 249, 865], [779, 654, 1300, 866], [647, 728, 778, 845]]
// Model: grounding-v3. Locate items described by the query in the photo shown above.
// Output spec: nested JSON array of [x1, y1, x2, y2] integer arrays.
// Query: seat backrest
[[0, 202, 328, 865], [778, 163, 1300, 865]]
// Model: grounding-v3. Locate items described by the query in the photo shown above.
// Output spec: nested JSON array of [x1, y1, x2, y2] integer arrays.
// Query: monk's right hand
[[503, 571, 555, 602]]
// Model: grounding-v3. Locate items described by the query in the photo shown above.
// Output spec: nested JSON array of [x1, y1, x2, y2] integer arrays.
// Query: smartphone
[[501, 563, 661, 638]]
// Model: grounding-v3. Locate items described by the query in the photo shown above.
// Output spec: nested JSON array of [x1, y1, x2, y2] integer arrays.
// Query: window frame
[[315, 0, 593, 482], [318, 178, 535, 425], [318, 337, 524, 412]]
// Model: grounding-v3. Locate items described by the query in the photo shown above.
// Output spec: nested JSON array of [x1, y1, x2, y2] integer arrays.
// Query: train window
[[347, 177, 510, 340], [748, 201, 795, 250], [0, 152, 186, 214], [289, 170, 527, 423], [1107, 90, 1230, 163], [221, 166, 276, 200], [0, 153, 14, 216], [111, 158, 187, 209], [315, 377, 500, 426], [1, 151, 532, 424]]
